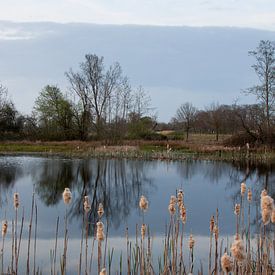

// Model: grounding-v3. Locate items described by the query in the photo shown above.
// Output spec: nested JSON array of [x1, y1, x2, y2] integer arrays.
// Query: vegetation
[[1, 180, 275, 274], [0, 40, 275, 149]]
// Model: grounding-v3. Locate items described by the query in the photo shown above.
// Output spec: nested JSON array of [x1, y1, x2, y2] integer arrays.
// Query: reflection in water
[[0, 157, 274, 272], [32, 159, 154, 230]]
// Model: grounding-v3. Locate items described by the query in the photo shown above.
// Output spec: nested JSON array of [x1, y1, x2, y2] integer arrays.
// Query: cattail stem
[[33, 204, 37, 275], [62, 207, 68, 275], [26, 191, 35, 275], [16, 208, 24, 275], [78, 212, 84, 275], [53, 216, 59, 275], [85, 212, 88, 275]]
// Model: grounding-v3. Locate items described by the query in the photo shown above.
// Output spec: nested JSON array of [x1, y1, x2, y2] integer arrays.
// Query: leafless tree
[[246, 40, 275, 138], [174, 102, 197, 141]]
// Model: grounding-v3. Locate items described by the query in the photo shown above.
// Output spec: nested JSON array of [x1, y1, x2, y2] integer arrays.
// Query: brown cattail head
[[170, 195, 177, 205], [98, 203, 104, 218], [63, 188, 72, 205], [231, 235, 246, 263], [261, 191, 273, 225], [221, 252, 233, 273], [210, 215, 215, 233], [177, 190, 184, 206], [99, 268, 106, 275], [247, 188, 252, 202], [241, 182, 246, 196], [96, 221, 104, 241], [189, 234, 195, 249], [213, 225, 219, 241], [2, 220, 8, 237], [234, 204, 240, 216], [180, 205, 187, 224], [141, 223, 146, 239], [13, 192, 19, 209], [168, 203, 176, 215], [139, 195, 148, 212], [83, 196, 91, 213]]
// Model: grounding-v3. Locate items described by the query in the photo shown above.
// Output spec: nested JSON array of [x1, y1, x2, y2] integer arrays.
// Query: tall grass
[[1, 183, 275, 274]]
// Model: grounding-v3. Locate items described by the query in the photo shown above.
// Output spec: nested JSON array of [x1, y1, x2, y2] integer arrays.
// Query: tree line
[[0, 40, 274, 145]]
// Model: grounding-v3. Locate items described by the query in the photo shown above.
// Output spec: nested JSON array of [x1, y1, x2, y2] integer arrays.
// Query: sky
[[0, 1, 274, 121], [1, 0, 275, 30]]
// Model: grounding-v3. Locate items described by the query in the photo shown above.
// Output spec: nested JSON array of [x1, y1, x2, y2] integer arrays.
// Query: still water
[[0, 156, 274, 273]]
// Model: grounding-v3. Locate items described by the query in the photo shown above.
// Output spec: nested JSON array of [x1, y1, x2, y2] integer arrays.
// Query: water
[[0, 156, 274, 273]]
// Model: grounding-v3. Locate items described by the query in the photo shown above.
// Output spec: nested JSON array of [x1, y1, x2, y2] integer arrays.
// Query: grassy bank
[[0, 134, 274, 163]]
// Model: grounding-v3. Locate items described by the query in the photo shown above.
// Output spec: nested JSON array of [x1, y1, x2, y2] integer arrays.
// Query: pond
[[0, 156, 274, 274]]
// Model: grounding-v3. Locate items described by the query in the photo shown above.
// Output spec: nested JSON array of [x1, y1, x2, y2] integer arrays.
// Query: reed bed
[[1, 182, 275, 274]]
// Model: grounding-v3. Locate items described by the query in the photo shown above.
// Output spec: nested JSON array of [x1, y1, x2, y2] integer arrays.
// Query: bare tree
[[246, 40, 275, 138], [175, 102, 197, 141], [206, 102, 223, 141], [66, 54, 127, 139]]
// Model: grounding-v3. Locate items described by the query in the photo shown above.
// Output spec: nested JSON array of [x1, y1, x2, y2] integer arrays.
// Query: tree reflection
[[32, 158, 154, 231]]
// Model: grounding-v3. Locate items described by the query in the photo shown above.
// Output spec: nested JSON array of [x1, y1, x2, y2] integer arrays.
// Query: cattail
[[170, 195, 177, 205], [271, 209, 275, 224], [83, 196, 91, 213], [141, 223, 146, 239], [247, 188, 252, 202], [210, 215, 215, 232], [189, 234, 195, 249], [213, 225, 219, 241], [261, 190, 273, 225], [62, 188, 72, 205], [241, 182, 246, 196], [96, 222, 104, 241], [13, 192, 19, 209], [180, 205, 186, 224], [99, 268, 106, 275], [177, 190, 184, 206], [234, 204, 240, 216], [168, 203, 176, 215], [231, 234, 246, 262], [221, 252, 233, 273], [98, 203, 104, 218], [139, 195, 148, 212], [2, 220, 7, 237]]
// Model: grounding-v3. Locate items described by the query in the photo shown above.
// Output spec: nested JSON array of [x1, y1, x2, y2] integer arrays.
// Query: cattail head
[[170, 195, 177, 205], [247, 188, 252, 202], [188, 234, 195, 249], [180, 205, 186, 224], [213, 225, 219, 241], [261, 191, 273, 225], [96, 221, 104, 241], [234, 204, 240, 216], [177, 190, 184, 206], [139, 195, 148, 212], [241, 182, 246, 196], [221, 252, 233, 273], [210, 215, 215, 233], [261, 189, 268, 198], [63, 188, 72, 205], [168, 203, 176, 215], [13, 192, 19, 209], [231, 234, 246, 263], [98, 203, 104, 218], [99, 268, 106, 275], [141, 223, 146, 239], [83, 196, 91, 213], [2, 220, 7, 237]]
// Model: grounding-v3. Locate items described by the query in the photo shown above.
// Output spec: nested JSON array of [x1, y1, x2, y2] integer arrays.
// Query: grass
[[1, 183, 275, 274], [0, 134, 274, 163]]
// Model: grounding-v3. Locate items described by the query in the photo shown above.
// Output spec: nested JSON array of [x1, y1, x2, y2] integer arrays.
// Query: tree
[[66, 54, 126, 139], [246, 40, 275, 138], [34, 85, 74, 140], [174, 102, 197, 141]]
